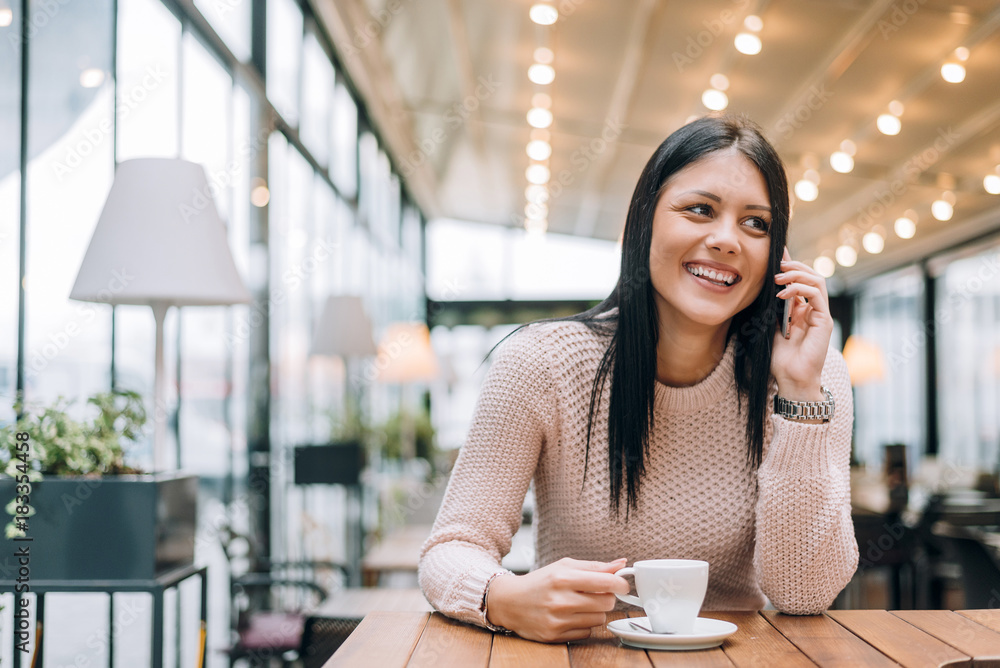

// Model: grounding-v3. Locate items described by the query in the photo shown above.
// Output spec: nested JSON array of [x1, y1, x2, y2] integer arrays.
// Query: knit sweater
[[418, 318, 858, 629]]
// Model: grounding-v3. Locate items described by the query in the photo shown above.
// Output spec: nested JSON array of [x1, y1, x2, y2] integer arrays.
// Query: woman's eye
[[744, 217, 770, 233], [688, 204, 712, 216]]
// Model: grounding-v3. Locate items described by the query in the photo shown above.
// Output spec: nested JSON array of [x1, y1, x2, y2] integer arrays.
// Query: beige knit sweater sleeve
[[754, 349, 859, 614], [418, 328, 555, 628]]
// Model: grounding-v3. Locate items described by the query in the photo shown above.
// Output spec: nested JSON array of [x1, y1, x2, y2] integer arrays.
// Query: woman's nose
[[706, 220, 740, 254]]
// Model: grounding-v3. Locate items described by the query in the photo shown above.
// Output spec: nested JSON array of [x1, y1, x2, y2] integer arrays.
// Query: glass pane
[[266, 0, 302, 126], [195, 0, 251, 62], [0, 0, 21, 421], [331, 80, 358, 197], [117, 0, 180, 161], [300, 29, 332, 166], [182, 32, 233, 220], [24, 0, 114, 408]]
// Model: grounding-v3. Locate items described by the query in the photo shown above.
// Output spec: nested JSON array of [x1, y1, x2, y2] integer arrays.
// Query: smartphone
[[780, 294, 792, 339]]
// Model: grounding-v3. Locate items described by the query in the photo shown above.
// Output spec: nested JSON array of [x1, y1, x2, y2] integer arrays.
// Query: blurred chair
[[838, 510, 918, 609], [932, 521, 1000, 609], [220, 524, 349, 667]]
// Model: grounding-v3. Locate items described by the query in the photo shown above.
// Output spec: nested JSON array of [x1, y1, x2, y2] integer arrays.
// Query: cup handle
[[614, 567, 642, 607]]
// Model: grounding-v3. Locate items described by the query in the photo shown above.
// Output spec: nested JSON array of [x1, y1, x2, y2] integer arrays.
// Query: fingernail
[[775, 273, 785, 279]]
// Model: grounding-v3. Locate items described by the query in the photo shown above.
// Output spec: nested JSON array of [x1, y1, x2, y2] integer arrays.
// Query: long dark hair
[[501, 115, 789, 515]]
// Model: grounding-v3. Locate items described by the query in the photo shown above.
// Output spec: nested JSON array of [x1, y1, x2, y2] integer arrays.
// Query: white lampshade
[[376, 322, 439, 383], [311, 295, 378, 357], [70, 158, 250, 306]]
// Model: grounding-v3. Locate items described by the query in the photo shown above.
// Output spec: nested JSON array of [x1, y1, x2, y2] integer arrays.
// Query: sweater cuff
[[762, 414, 836, 478]]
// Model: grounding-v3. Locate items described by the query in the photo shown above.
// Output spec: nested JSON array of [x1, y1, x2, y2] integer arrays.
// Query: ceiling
[[315, 0, 1000, 290]]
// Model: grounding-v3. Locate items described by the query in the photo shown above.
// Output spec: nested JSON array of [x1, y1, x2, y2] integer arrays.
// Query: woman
[[418, 115, 858, 642]]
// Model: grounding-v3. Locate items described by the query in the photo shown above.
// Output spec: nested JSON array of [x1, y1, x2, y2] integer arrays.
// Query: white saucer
[[606, 616, 738, 651]]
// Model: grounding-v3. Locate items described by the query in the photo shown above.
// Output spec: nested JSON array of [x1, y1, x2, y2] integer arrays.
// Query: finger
[[561, 557, 628, 572], [782, 246, 791, 262], [564, 591, 618, 612], [557, 570, 631, 594], [568, 612, 608, 630], [774, 268, 825, 288]]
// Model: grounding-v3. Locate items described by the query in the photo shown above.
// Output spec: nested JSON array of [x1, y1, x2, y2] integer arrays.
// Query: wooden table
[[324, 609, 1000, 667]]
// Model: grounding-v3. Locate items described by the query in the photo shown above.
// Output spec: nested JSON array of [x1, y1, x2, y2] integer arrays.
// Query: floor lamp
[[376, 322, 439, 461], [70, 158, 251, 473], [310, 295, 377, 585]]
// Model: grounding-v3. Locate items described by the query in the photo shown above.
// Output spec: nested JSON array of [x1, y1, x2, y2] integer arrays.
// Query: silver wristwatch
[[774, 386, 835, 422]]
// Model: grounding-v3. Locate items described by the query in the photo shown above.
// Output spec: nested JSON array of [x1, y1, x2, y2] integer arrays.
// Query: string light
[[835, 244, 858, 267], [814, 256, 836, 277], [894, 214, 916, 239], [528, 64, 555, 85], [526, 164, 550, 185], [529, 2, 558, 25], [702, 88, 728, 111], [862, 228, 885, 254]]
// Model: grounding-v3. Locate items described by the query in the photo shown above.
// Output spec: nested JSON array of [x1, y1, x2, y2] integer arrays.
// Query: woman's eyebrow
[[746, 204, 771, 212], [680, 189, 722, 202]]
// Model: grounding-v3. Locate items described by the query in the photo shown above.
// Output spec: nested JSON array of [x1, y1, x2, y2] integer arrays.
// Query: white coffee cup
[[614, 559, 709, 634]]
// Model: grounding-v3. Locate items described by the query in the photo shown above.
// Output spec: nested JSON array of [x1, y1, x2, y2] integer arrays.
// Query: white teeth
[[686, 264, 736, 286]]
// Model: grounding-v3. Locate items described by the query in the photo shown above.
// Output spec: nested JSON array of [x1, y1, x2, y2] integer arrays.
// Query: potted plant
[[0, 390, 197, 581]]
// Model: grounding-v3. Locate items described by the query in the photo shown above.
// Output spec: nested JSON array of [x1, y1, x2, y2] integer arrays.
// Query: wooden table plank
[[710, 612, 815, 668], [763, 612, 897, 667], [313, 587, 433, 618], [407, 612, 493, 668], [895, 611, 1000, 661], [325, 611, 429, 667], [567, 611, 653, 668], [489, 633, 571, 668], [956, 610, 1000, 635], [828, 610, 969, 667]]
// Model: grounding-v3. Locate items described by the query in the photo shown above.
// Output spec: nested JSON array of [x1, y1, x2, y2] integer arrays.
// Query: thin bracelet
[[481, 570, 515, 634]]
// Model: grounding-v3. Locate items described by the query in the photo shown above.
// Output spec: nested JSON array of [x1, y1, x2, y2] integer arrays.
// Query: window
[[936, 248, 1000, 468], [266, 0, 303, 126], [0, 0, 21, 421], [300, 29, 333, 166], [117, 0, 180, 160], [24, 0, 114, 407], [331, 80, 358, 197], [194, 0, 251, 62], [852, 267, 926, 468]]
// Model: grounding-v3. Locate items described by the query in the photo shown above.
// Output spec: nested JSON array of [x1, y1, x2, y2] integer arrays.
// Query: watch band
[[774, 386, 835, 422]]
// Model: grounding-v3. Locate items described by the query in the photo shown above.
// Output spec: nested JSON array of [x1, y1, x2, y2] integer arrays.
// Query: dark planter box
[[0, 472, 197, 582]]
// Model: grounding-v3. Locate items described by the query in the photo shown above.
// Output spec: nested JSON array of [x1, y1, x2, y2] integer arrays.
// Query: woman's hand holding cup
[[485, 557, 630, 643]]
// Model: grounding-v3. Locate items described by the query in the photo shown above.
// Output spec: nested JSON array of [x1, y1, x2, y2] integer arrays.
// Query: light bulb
[[525, 185, 549, 204], [250, 185, 270, 207], [985, 173, 1000, 195], [888, 99, 905, 117], [941, 62, 966, 83], [931, 199, 953, 221], [526, 164, 550, 185], [894, 216, 916, 239], [840, 139, 857, 155], [794, 179, 818, 202], [526, 107, 553, 128], [526, 140, 552, 161], [862, 231, 885, 254], [0, 8, 12, 27], [80, 68, 105, 88], [734, 32, 762, 55], [533, 47, 554, 65], [830, 151, 854, 173], [529, 3, 558, 25], [813, 256, 836, 277], [531, 93, 551, 109], [701, 88, 728, 111], [876, 113, 901, 136], [709, 73, 730, 91], [525, 202, 547, 220], [744, 15, 763, 32], [835, 245, 858, 267], [528, 64, 555, 85]]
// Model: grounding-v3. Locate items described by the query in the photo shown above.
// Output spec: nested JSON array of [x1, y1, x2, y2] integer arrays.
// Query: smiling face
[[648, 148, 773, 337]]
